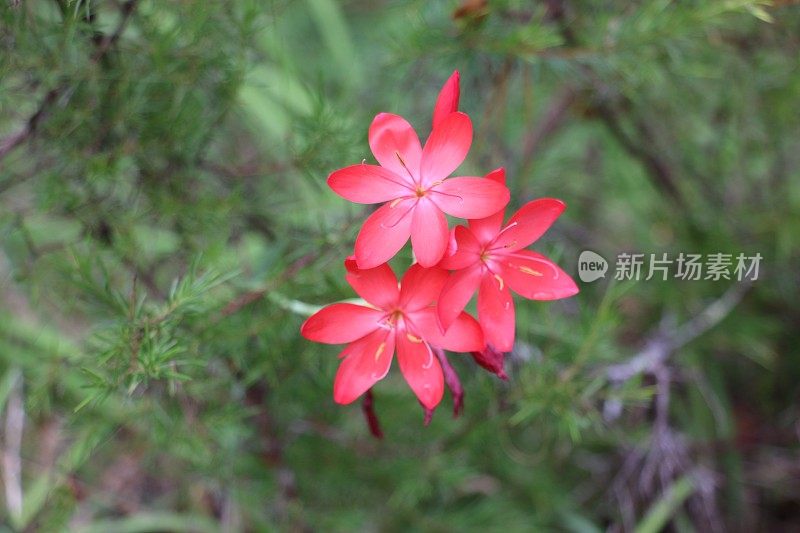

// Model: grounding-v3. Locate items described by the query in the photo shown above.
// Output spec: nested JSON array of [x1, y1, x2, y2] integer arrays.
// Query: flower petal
[[410, 199, 449, 268], [500, 250, 579, 300], [478, 273, 515, 352], [369, 113, 422, 183], [468, 168, 507, 244], [431, 176, 510, 219], [485, 167, 507, 186], [344, 256, 399, 309], [437, 264, 482, 331], [399, 263, 449, 311], [327, 164, 412, 204], [354, 200, 414, 269], [432, 70, 460, 130], [396, 331, 443, 409], [492, 198, 566, 251], [333, 329, 395, 404], [420, 112, 472, 185], [411, 307, 484, 353], [438, 225, 481, 270], [301, 303, 382, 344]]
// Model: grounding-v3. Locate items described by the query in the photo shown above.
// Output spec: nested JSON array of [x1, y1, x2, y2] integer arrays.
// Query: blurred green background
[[1, 0, 798, 531]]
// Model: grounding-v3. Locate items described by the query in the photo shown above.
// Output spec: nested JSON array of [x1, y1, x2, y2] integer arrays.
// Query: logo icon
[[578, 250, 608, 283]]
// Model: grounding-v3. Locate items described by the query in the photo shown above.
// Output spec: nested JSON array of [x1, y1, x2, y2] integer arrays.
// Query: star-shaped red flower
[[437, 168, 579, 352], [327, 73, 510, 268], [301, 258, 484, 409]]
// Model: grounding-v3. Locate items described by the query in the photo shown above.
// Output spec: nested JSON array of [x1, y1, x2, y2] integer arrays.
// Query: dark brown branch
[[0, 0, 140, 165], [594, 104, 684, 205], [218, 253, 316, 318], [90, 0, 140, 62], [517, 86, 577, 174], [546, 0, 685, 206], [0, 89, 59, 162], [242, 381, 307, 530]]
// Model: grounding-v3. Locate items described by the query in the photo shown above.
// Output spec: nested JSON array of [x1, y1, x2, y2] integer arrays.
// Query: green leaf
[[634, 475, 696, 533], [305, 0, 363, 88], [70, 512, 220, 533]]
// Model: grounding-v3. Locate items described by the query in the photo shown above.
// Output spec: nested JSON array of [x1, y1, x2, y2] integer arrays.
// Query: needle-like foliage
[[1, 0, 798, 530]]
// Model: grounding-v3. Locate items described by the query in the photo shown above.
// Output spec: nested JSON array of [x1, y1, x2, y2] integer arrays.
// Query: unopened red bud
[[470, 345, 508, 380]]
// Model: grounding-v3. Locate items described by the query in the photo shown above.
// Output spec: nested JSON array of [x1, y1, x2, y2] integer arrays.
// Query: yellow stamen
[[406, 333, 423, 343], [374, 342, 386, 361], [389, 198, 403, 208], [519, 266, 543, 276], [430, 180, 443, 187], [494, 274, 504, 290], [503, 240, 518, 249]]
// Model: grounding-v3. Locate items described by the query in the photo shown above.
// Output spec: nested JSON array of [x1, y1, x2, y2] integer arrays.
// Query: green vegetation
[[1, 0, 798, 530]]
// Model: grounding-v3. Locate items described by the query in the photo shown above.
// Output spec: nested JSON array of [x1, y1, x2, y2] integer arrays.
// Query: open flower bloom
[[437, 168, 579, 352], [300, 258, 484, 409], [327, 75, 510, 269]]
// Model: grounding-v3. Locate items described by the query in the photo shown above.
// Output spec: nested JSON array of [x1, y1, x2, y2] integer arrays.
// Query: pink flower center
[[384, 309, 404, 326], [380, 308, 425, 344], [478, 249, 505, 290]]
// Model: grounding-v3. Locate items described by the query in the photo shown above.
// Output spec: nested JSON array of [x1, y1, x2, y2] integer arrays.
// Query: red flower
[[301, 258, 484, 409], [437, 168, 579, 352], [327, 73, 510, 269]]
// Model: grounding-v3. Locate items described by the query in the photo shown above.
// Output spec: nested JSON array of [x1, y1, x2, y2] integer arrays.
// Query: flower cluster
[[301, 72, 578, 425]]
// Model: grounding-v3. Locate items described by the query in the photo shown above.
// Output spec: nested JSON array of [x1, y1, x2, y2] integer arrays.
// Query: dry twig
[[1, 369, 24, 523]]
